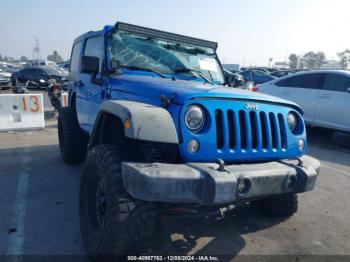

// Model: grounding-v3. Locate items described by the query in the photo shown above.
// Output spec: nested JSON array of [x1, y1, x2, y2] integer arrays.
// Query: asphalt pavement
[[0, 90, 349, 261]]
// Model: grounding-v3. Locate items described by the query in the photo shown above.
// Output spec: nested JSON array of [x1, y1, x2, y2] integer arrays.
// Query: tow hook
[[215, 158, 226, 172], [296, 157, 304, 167], [206, 204, 235, 220]]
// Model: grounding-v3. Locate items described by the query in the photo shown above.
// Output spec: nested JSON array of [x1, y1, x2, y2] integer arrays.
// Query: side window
[[254, 70, 266, 76], [84, 36, 104, 72], [277, 74, 321, 89], [322, 73, 350, 92], [70, 41, 83, 72], [242, 71, 251, 78], [275, 78, 290, 87]]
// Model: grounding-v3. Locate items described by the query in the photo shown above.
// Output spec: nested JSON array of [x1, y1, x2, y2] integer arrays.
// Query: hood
[[0, 72, 11, 78], [58, 70, 68, 77], [110, 74, 301, 110]]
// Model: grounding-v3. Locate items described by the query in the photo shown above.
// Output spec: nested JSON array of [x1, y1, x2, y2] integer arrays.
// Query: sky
[[0, 0, 349, 66]]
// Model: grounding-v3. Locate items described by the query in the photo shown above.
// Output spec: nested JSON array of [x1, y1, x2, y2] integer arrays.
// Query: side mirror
[[81, 56, 99, 74], [347, 87, 350, 93], [81, 56, 103, 86]]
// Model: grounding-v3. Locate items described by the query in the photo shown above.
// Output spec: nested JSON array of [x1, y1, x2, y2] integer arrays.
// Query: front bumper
[[122, 155, 320, 205], [0, 80, 11, 89]]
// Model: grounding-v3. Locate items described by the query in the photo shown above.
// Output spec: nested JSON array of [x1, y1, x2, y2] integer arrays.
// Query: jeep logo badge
[[244, 103, 259, 111]]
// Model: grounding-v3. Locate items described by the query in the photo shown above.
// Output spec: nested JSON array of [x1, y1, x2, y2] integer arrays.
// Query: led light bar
[[115, 22, 218, 50]]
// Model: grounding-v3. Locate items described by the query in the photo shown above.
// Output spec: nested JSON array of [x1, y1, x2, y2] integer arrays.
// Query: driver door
[[79, 35, 106, 133], [69, 41, 90, 131]]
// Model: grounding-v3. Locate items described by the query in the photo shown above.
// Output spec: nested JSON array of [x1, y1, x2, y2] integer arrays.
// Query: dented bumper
[[121, 155, 320, 205]]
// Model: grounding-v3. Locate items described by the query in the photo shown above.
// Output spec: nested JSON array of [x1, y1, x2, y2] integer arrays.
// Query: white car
[[0, 69, 12, 79], [258, 70, 350, 132]]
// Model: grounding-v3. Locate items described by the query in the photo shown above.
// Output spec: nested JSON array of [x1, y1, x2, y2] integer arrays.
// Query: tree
[[47, 51, 64, 63], [337, 49, 350, 69], [288, 54, 299, 70], [298, 61, 305, 70], [20, 56, 28, 62], [315, 51, 326, 69], [303, 51, 326, 69], [0, 54, 2, 61]]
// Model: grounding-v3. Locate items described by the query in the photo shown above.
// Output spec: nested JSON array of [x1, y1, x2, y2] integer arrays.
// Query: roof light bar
[[115, 22, 218, 50]]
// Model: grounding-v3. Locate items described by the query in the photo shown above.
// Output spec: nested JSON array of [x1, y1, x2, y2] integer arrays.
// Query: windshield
[[108, 30, 224, 84]]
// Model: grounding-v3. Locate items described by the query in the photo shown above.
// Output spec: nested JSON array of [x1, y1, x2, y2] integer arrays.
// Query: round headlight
[[287, 112, 298, 131], [185, 105, 205, 132]]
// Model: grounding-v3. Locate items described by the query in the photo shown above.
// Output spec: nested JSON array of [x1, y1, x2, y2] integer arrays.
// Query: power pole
[[268, 58, 273, 68], [33, 38, 41, 61]]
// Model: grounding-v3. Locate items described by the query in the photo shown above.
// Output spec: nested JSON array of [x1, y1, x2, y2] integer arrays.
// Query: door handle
[[318, 93, 330, 99], [74, 80, 84, 87], [281, 91, 290, 95]]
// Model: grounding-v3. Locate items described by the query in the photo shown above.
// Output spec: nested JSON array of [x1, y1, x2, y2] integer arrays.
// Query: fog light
[[187, 139, 199, 153], [298, 139, 305, 151], [237, 178, 251, 195]]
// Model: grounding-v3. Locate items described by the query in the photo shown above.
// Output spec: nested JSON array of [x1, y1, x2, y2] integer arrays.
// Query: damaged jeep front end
[[120, 97, 320, 206]]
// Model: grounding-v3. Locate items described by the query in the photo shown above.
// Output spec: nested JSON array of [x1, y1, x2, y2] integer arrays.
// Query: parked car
[[255, 67, 278, 74], [240, 69, 276, 84], [270, 70, 295, 78], [222, 68, 244, 87], [258, 70, 350, 132], [57, 62, 70, 71], [11, 66, 67, 89], [26, 60, 57, 67], [0, 76, 11, 90], [58, 22, 320, 257], [0, 63, 18, 73], [0, 68, 12, 79]]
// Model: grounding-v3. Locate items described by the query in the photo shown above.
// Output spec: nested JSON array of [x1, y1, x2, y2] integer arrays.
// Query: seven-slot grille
[[215, 109, 287, 152]]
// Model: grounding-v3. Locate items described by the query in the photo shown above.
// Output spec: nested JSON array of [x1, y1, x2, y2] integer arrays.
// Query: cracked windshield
[[108, 31, 224, 83]]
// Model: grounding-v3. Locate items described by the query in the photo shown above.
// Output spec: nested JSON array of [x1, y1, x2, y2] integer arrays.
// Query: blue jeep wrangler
[[58, 22, 320, 256]]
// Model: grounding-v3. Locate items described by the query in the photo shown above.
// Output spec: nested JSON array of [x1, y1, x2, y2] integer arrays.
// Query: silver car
[[258, 70, 350, 132]]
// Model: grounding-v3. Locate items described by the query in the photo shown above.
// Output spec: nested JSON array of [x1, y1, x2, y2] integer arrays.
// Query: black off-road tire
[[58, 107, 87, 164], [257, 193, 298, 217], [80, 145, 157, 257]]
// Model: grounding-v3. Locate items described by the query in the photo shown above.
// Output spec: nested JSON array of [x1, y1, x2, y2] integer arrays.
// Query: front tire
[[257, 193, 298, 217], [58, 107, 87, 164], [80, 145, 157, 256]]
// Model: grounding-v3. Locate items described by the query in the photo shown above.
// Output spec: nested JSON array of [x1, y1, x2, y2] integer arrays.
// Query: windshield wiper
[[119, 65, 166, 78], [172, 68, 213, 84]]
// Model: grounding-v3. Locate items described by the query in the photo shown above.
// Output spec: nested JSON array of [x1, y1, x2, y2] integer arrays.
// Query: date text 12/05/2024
[[127, 255, 220, 261]]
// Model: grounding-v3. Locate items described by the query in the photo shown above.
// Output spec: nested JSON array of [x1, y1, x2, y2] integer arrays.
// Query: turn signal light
[[124, 119, 132, 129]]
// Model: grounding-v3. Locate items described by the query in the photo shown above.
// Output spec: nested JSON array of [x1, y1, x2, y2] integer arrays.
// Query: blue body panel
[[69, 26, 307, 163]]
